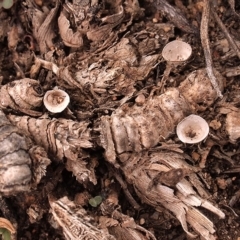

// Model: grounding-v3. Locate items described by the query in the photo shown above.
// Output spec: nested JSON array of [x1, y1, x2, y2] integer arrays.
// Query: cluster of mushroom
[[162, 40, 209, 144]]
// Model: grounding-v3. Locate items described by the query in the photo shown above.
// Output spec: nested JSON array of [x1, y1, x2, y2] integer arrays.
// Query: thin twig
[[211, 8, 240, 60], [200, 0, 223, 98]]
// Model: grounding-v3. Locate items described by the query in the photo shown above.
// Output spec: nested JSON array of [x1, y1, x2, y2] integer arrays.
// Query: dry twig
[[200, 0, 223, 98]]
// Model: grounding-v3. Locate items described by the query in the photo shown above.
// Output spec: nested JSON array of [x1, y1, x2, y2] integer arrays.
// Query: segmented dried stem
[[200, 0, 223, 98], [8, 115, 92, 161], [0, 110, 50, 195]]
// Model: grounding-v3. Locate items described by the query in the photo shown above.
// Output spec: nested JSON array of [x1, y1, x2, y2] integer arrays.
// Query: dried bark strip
[[200, 0, 223, 98]]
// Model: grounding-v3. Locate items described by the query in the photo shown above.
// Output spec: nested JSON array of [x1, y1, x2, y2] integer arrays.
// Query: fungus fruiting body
[[176, 114, 209, 144], [43, 89, 70, 113], [162, 40, 192, 63]]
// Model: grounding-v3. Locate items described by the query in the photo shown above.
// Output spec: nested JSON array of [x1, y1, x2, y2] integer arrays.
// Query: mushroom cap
[[176, 114, 209, 144], [162, 40, 192, 63], [43, 89, 70, 113]]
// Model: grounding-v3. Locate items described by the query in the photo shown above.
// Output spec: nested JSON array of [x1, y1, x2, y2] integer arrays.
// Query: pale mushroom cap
[[43, 89, 70, 113], [176, 114, 209, 144], [162, 40, 192, 62]]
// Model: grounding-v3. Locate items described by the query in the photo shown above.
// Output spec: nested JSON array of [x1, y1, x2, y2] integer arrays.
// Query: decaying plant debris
[[0, 0, 240, 239], [0, 109, 50, 195]]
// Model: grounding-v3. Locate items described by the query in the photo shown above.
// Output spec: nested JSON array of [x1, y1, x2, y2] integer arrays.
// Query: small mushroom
[[162, 40, 192, 63], [43, 88, 70, 113], [176, 114, 209, 144], [159, 40, 192, 92]]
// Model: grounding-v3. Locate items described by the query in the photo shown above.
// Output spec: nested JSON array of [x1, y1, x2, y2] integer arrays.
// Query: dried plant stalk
[[0, 110, 50, 195], [99, 68, 225, 239], [121, 150, 225, 239], [100, 68, 224, 165], [8, 115, 92, 161], [7, 114, 95, 184]]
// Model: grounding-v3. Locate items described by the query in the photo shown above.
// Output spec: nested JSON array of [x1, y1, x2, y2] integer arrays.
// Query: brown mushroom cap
[[43, 89, 70, 113], [162, 40, 192, 63], [176, 114, 209, 144]]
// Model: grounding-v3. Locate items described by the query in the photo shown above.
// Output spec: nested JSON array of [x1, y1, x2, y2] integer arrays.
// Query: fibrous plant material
[[49, 193, 155, 240], [176, 114, 209, 144], [99, 68, 225, 239], [43, 88, 70, 113], [49, 196, 116, 240], [0, 78, 43, 116], [100, 68, 224, 165], [58, 0, 124, 49], [8, 115, 92, 161], [27, 0, 60, 54], [8, 114, 95, 184], [119, 150, 225, 240], [0, 110, 50, 196]]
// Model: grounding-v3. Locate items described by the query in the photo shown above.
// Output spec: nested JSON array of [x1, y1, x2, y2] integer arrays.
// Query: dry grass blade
[[200, 0, 223, 98]]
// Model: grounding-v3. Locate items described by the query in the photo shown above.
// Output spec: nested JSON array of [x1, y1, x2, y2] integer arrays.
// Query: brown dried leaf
[[32, 1, 60, 53], [58, 10, 83, 48]]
